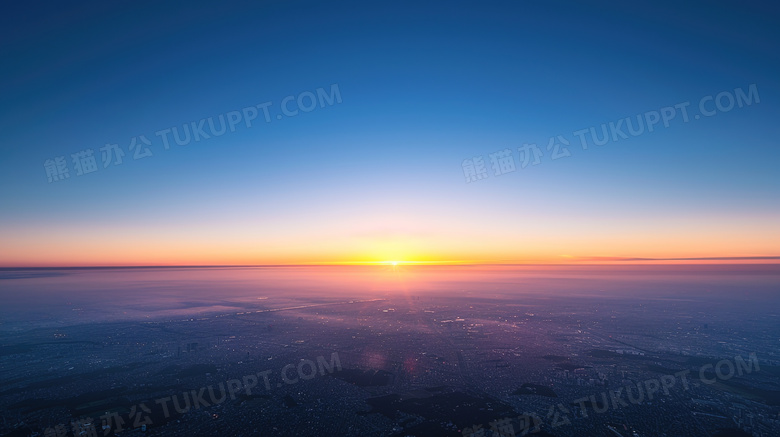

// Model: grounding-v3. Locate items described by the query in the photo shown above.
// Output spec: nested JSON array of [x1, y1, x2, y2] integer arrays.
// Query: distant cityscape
[[2, 268, 778, 437]]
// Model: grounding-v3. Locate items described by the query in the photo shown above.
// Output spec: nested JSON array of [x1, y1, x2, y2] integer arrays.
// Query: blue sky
[[1, 0, 778, 265]]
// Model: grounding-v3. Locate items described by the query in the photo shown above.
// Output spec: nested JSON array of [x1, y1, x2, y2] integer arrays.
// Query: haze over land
[[2, 265, 779, 436]]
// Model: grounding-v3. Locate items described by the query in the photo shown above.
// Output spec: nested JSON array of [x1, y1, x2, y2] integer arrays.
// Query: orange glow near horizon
[[1, 256, 779, 268], [1, 220, 778, 268], [2, 189, 778, 268], [1, 225, 780, 268]]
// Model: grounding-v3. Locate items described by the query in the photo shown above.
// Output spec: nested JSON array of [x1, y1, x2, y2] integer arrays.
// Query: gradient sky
[[1, 0, 778, 266]]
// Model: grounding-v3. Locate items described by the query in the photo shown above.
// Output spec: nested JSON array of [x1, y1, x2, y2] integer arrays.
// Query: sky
[[0, 0, 778, 267]]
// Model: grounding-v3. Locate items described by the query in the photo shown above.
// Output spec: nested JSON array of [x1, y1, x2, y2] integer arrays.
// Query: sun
[[379, 260, 402, 268]]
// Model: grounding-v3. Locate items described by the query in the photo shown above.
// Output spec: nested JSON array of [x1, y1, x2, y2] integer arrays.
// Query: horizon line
[[2, 256, 780, 270]]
